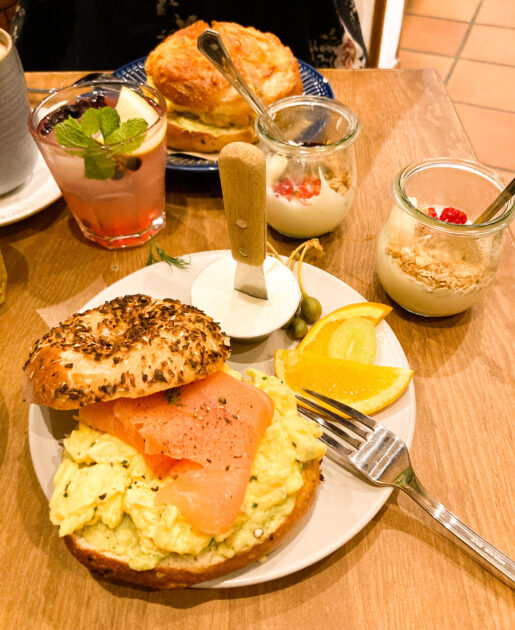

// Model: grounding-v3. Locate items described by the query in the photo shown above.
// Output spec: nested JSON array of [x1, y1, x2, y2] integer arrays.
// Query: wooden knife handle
[[219, 142, 267, 266]]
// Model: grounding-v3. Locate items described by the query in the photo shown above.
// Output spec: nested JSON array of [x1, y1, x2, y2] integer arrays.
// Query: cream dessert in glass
[[256, 95, 359, 239]]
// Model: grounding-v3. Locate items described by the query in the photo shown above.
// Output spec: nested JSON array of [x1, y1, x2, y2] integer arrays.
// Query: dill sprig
[[163, 388, 184, 406], [145, 236, 190, 270]]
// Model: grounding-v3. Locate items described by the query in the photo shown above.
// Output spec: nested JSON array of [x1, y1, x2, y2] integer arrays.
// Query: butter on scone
[[145, 21, 303, 152]]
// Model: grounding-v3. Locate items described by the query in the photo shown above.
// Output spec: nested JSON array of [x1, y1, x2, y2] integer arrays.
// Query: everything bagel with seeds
[[24, 294, 231, 409]]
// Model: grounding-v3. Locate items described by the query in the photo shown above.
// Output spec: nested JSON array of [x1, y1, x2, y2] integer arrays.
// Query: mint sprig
[[54, 108, 148, 180]]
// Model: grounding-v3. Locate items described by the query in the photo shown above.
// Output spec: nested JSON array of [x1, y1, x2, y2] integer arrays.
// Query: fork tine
[[303, 414, 354, 463], [319, 434, 353, 467], [296, 394, 369, 440], [298, 406, 363, 450], [303, 389, 377, 430], [319, 431, 352, 457]]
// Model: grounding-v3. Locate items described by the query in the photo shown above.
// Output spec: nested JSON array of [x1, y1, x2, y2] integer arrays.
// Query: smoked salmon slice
[[78, 398, 177, 477], [156, 467, 248, 535], [78, 371, 274, 534]]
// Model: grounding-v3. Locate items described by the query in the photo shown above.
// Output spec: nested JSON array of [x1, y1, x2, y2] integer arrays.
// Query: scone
[[145, 21, 303, 152]]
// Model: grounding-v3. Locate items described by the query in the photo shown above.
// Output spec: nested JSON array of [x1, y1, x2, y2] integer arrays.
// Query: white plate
[[28, 250, 415, 588], [0, 152, 61, 226]]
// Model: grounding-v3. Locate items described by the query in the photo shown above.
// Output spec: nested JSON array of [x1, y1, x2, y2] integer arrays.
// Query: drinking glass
[[29, 80, 167, 249]]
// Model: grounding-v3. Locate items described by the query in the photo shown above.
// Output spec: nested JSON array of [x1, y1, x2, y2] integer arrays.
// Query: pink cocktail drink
[[29, 81, 167, 249]]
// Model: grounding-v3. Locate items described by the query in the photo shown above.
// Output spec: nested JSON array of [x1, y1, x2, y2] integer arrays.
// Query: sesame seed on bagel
[[24, 295, 231, 410]]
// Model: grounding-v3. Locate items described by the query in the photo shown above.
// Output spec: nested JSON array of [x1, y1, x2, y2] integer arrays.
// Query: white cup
[[0, 28, 38, 195]]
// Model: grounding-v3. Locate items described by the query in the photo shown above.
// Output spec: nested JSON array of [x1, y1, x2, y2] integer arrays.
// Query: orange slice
[[324, 316, 377, 364], [274, 349, 413, 415], [297, 302, 392, 358]]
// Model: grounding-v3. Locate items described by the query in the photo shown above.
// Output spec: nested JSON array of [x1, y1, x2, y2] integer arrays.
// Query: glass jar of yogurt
[[376, 158, 514, 317], [255, 95, 359, 238]]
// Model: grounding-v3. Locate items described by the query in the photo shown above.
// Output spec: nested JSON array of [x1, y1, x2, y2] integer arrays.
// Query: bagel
[[63, 459, 320, 589], [26, 296, 325, 589], [23, 294, 231, 410], [145, 21, 303, 152]]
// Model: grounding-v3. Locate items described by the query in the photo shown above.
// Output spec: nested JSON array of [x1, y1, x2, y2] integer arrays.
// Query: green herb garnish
[[145, 236, 190, 269], [164, 388, 183, 407], [54, 108, 148, 180]]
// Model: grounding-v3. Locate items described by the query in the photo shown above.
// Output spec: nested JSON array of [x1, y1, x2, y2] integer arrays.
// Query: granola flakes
[[385, 224, 494, 295]]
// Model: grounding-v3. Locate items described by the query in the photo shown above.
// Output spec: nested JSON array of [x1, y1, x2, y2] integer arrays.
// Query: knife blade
[[218, 142, 268, 300]]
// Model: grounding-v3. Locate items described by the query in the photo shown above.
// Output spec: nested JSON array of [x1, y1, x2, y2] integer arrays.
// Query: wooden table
[[1, 70, 513, 629]]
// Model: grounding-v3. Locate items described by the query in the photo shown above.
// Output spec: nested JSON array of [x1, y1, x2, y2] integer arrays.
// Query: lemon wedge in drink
[[115, 86, 165, 156], [116, 86, 159, 125], [275, 349, 413, 415]]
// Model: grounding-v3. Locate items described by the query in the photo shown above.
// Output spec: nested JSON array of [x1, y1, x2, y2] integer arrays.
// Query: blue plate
[[113, 57, 334, 173]]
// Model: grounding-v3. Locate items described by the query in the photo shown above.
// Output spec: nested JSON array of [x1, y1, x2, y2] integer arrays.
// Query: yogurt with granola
[[376, 203, 502, 316]]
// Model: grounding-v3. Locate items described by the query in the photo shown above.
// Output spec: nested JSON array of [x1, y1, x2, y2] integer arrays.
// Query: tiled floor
[[397, 0, 515, 181]]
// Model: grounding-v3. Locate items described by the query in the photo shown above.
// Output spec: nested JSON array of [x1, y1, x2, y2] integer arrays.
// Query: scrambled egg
[[49, 369, 325, 571]]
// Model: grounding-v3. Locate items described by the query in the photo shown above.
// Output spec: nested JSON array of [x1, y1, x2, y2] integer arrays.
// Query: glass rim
[[255, 94, 360, 155], [28, 79, 167, 150], [393, 157, 514, 235]]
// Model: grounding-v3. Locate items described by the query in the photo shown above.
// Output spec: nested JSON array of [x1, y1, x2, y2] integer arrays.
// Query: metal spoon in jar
[[197, 29, 288, 143], [474, 176, 515, 224]]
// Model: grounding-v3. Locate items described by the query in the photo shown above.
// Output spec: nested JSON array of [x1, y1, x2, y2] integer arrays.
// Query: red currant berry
[[439, 207, 468, 224]]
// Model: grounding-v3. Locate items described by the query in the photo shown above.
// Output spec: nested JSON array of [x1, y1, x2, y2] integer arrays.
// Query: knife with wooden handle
[[218, 142, 269, 299]]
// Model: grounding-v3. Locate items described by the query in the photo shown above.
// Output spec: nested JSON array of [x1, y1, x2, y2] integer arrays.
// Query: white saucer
[[190, 255, 301, 341], [0, 152, 61, 226]]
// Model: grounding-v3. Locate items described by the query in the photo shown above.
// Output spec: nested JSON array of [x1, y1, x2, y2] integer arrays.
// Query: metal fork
[[296, 389, 515, 587], [27, 72, 112, 94]]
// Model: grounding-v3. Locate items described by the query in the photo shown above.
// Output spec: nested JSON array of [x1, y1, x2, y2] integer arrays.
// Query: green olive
[[289, 317, 308, 339], [301, 295, 322, 323]]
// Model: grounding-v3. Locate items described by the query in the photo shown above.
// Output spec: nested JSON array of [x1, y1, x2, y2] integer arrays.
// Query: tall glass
[[29, 80, 167, 249]]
